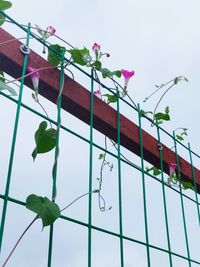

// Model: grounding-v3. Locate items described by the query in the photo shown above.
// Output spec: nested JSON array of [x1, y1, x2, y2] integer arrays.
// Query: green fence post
[[188, 143, 200, 225], [156, 123, 173, 266], [137, 104, 151, 267], [173, 132, 191, 267], [0, 23, 31, 253], [116, 90, 124, 267], [88, 69, 94, 267]]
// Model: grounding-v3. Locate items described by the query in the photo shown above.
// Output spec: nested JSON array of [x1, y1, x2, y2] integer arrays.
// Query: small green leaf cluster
[[145, 166, 162, 176], [47, 44, 121, 81], [167, 174, 194, 190], [176, 128, 188, 142], [102, 93, 118, 104], [154, 106, 170, 124], [98, 152, 113, 172], [141, 106, 170, 125], [146, 165, 194, 190]]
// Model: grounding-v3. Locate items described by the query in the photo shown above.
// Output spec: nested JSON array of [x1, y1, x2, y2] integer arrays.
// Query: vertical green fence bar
[[0, 24, 31, 253], [137, 105, 151, 267], [188, 143, 200, 225], [156, 124, 173, 266], [88, 69, 94, 267], [116, 90, 124, 267], [47, 53, 65, 267], [173, 132, 191, 267]]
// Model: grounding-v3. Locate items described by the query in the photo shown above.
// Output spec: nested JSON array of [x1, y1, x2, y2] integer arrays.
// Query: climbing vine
[[0, 2, 196, 265]]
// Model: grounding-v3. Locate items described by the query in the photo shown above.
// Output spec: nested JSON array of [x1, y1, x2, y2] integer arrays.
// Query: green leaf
[[100, 68, 121, 79], [0, 80, 17, 95], [0, 0, 12, 10], [66, 48, 89, 66], [154, 112, 170, 121], [0, 13, 5, 26], [140, 109, 153, 116], [48, 44, 65, 66], [103, 93, 118, 103], [153, 167, 162, 176], [99, 153, 104, 160], [26, 194, 60, 228], [91, 60, 102, 71], [114, 70, 121, 78], [32, 121, 57, 161], [100, 68, 113, 78], [181, 181, 194, 190], [146, 166, 161, 176], [0, 70, 5, 82], [176, 134, 184, 141]]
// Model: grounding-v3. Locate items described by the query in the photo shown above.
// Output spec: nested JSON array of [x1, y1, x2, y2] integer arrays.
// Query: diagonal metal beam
[[0, 28, 199, 193]]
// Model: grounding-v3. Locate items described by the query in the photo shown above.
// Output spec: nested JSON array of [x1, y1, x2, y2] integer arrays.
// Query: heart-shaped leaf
[[26, 194, 60, 228], [48, 44, 65, 66], [91, 60, 102, 71], [103, 93, 118, 103], [66, 48, 89, 66], [32, 121, 57, 161]]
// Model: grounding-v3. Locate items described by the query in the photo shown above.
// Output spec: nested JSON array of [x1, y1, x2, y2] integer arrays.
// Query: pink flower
[[27, 67, 40, 91], [121, 69, 135, 88], [169, 162, 177, 176], [94, 89, 101, 98], [45, 26, 56, 36], [92, 43, 100, 52]]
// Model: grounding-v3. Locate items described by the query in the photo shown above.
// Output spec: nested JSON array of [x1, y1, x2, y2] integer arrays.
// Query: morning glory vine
[[0, 3, 196, 264]]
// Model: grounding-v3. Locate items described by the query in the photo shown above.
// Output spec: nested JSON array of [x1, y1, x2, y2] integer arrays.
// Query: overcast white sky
[[0, 1, 200, 266]]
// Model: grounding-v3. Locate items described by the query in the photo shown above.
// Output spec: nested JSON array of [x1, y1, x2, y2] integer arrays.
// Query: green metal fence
[[0, 12, 199, 267]]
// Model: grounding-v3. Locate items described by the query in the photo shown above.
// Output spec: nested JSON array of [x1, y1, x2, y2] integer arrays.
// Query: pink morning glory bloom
[[27, 67, 40, 91], [121, 69, 135, 88], [169, 162, 177, 176], [45, 26, 56, 37], [92, 43, 100, 52], [94, 89, 101, 98]]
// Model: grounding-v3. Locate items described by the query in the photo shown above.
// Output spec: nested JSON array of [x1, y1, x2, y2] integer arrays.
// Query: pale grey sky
[[0, 1, 200, 266]]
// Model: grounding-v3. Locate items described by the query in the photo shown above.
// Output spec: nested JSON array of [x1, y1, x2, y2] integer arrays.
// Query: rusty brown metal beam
[[0, 28, 199, 193]]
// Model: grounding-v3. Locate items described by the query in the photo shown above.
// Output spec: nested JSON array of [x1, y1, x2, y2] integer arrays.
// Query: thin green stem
[[153, 84, 174, 116], [2, 216, 38, 267], [61, 192, 98, 212]]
